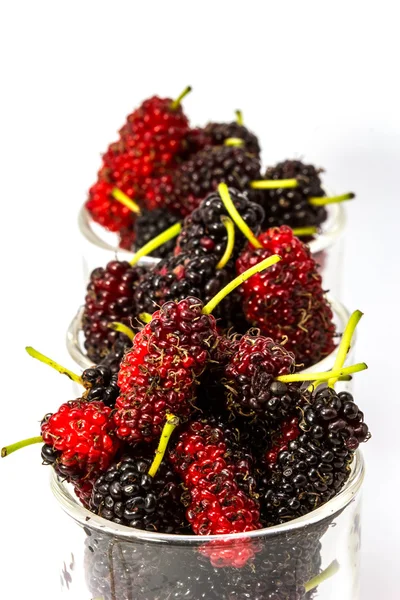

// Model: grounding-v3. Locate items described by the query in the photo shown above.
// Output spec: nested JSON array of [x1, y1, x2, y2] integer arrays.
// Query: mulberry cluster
[[237, 225, 336, 367], [82, 260, 145, 363], [258, 159, 328, 230], [114, 297, 219, 444]]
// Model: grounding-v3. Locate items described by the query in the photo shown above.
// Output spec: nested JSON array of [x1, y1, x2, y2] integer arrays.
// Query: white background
[[0, 1, 399, 598]]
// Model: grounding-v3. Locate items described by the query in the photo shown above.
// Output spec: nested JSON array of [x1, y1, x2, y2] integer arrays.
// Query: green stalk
[[108, 322, 135, 342], [139, 312, 152, 324], [328, 310, 363, 388], [292, 226, 318, 237], [216, 217, 235, 270], [148, 414, 179, 478], [25, 347, 83, 385], [203, 254, 281, 315], [276, 362, 367, 383], [309, 192, 355, 206], [305, 560, 340, 592], [224, 137, 244, 147], [170, 86, 192, 110], [130, 223, 181, 266], [250, 178, 299, 190], [218, 183, 262, 249], [2, 436, 43, 458], [112, 188, 141, 214], [235, 110, 243, 125]]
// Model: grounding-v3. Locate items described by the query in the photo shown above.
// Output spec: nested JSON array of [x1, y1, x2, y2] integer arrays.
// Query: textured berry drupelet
[[41, 400, 119, 479], [142, 145, 262, 217], [82, 365, 120, 408], [114, 297, 220, 444], [82, 260, 145, 363], [134, 252, 246, 331], [176, 188, 265, 262], [85, 180, 134, 233], [90, 456, 187, 533], [97, 335, 132, 374], [169, 420, 261, 567], [119, 95, 190, 173], [224, 334, 301, 421], [259, 159, 327, 230], [204, 121, 261, 156], [237, 226, 336, 367], [260, 387, 370, 526], [118, 209, 179, 257]]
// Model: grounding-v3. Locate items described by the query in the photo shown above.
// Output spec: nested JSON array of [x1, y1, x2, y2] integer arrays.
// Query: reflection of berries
[[90, 456, 186, 533], [114, 298, 219, 444], [82, 365, 120, 408], [134, 252, 243, 330], [41, 400, 119, 478], [83, 528, 323, 599], [224, 334, 299, 420], [82, 260, 145, 363], [84, 533, 226, 600], [73, 477, 97, 509], [142, 146, 262, 217], [259, 159, 327, 229], [169, 420, 261, 566], [237, 226, 336, 367], [86, 180, 133, 232], [176, 188, 264, 261], [204, 121, 260, 155], [226, 535, 323, 599], [260, 387, 370, 525], [119, 209, 179, 257]]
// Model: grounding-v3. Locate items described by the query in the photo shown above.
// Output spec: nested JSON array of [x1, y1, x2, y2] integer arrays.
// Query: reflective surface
[[53, 452, 364, 599]]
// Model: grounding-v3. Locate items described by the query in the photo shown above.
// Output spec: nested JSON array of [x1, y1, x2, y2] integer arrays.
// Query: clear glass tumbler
[[52, 451, 364, 599], [78, 203, 346, 295]]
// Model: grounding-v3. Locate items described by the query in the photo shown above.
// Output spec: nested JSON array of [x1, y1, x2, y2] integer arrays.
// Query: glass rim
[[78, 202, 346, 264], [50, 450, 364, 544], [66, 295, 351, 372]]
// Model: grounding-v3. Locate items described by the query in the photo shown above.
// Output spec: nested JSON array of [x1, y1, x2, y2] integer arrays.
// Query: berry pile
[[4, 264, 369, 597], [260, 387, 370, 526], [176, 187, 264, 261], [83, 89, 355, 263], [134, 252, 241, 329], [5, 88, 364, 598], [142, 145, 262, 217]]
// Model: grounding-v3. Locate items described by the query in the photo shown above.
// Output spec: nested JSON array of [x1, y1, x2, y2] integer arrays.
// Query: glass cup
[[52, 451, 364, 599], [78, 203, 346, 295], [66, 295, 354, 395]]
